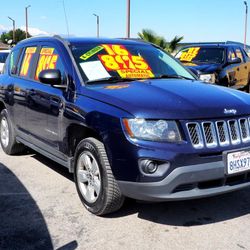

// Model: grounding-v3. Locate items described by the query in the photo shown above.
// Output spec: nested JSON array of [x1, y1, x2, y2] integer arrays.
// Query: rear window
[[8, 49, 22, 75], [19, 47, 37, 78]]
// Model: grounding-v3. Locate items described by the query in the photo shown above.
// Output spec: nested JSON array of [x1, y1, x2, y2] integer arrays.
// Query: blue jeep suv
[[1, 36, 250, 215]]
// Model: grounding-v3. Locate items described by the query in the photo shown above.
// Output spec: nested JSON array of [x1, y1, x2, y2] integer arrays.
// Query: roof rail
[[53, 35, 70, 46]]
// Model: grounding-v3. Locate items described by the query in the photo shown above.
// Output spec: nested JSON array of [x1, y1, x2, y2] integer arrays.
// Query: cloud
[[20, 26, 49, 36], [0, 24, 9, 33]]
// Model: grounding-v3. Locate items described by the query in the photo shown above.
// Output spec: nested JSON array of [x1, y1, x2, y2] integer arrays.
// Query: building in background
[[0, 42, 9, 50]]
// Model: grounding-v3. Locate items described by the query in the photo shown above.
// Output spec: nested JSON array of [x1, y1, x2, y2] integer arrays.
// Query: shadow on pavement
[[109, 189, 250, 226], [30, 152, 250, 227], [0, 162, 54, 249]]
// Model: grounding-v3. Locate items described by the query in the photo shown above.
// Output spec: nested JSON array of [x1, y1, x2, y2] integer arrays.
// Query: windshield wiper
[[85, 76, 137, 84], [152, 74, 194, 80]]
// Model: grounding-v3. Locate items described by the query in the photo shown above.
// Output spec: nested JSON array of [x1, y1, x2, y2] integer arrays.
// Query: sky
[[0, 0, 249, 44]]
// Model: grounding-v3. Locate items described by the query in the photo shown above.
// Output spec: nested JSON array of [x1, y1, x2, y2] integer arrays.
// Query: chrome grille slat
[[239, 118, 250, 142], [186, 123, 204, 149], [202, 122, 217, 148], [228, 120, 241, 145], [215, 121, 230, 146], [187, 117, 250, 149]]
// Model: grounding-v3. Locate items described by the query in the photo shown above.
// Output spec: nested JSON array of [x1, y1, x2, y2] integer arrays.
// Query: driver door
[[25, 43, 67, 151]]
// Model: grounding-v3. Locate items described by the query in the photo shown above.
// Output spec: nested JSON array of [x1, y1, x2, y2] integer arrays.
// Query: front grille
[[186, 117, 250, 149]]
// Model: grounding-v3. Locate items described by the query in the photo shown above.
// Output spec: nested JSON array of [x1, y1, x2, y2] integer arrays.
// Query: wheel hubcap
[[77, 151, 101, 203], [0, 117, 9, 148]]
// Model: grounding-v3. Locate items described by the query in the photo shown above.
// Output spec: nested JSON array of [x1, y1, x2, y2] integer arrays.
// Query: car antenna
[[62, 0, 70, 37]]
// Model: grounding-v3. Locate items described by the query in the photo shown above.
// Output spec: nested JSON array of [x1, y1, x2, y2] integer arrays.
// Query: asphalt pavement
[[1, 146, 250, 250]]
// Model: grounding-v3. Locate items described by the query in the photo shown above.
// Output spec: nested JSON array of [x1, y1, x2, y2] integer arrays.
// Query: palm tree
[[166, 35, 184, 53], [138, 29, 183, 53]]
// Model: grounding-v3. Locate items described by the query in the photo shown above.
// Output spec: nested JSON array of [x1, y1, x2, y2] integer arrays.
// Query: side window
[[9, 48, 22, 75], [234, 48, 244, 62], [19, 47, 37, 78], [227, 48, 236, 61], [34, 46, 65, 82]]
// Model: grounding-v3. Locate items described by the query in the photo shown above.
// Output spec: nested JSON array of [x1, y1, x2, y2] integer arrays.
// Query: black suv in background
[[175, 44, 250, 92]]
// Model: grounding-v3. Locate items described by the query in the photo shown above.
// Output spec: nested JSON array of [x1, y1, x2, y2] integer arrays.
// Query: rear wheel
[[0, 109, 25, 154], [74, 137, 124, 215]]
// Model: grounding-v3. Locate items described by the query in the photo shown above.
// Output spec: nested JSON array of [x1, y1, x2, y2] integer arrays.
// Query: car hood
[[183, 62, 221, 74], [80, 79, 250, 119]]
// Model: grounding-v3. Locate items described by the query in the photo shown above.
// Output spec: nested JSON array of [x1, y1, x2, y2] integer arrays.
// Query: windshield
[[176, 47, 225, 64], [70, 43, 195, 83], [0, 52, 9, 63]]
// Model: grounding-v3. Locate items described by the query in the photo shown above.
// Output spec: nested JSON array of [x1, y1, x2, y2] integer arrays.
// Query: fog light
[[140, 160, 158, 174]]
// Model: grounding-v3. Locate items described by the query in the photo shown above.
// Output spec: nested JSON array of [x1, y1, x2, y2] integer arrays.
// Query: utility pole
[[8, 16, 15, 44], [244, 1, 248, 50], [93, 14, 100, 38], [25, 5, 31, 39], [126, 0, 131, 38]]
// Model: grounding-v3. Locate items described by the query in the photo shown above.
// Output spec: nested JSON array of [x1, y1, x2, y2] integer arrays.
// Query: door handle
[[50, 97, 60, 103], [50, 97, 63, 109]]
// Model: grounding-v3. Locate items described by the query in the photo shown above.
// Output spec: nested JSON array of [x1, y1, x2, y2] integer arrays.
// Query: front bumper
[[117, 160, 250, 201]]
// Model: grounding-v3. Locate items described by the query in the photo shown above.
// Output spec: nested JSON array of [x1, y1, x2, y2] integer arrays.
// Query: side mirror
[[228, 57, 242, 64], [38, 69, 62, 85]]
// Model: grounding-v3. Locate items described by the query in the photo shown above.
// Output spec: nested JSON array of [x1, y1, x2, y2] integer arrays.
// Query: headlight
[[199, 74, 216, 83], [123, 118, 182, 142]]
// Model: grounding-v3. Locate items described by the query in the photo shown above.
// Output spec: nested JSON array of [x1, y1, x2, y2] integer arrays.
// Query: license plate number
[[227, 150, 250, 174]]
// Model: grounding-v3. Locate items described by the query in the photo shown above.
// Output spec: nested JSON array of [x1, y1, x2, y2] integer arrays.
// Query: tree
[[138, 29, 183, 53], [166, 35, 184, 53], [0, 29, 31, 44]]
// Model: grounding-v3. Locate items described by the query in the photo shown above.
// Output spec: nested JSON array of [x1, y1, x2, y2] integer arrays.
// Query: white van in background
[[0, 50, 10, 74]]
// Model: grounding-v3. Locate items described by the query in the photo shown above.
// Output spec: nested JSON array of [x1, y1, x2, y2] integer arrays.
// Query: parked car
[[0, 50, 10, 74], [2, 36, 250, 215], [175, 44, 250, 92]]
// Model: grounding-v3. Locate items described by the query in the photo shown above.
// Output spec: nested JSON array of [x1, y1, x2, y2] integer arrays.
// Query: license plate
[[226, 149, 250, 175]]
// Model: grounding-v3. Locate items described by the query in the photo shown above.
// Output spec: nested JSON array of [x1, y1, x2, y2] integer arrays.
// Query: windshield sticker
[[179, 47, 200, 62], [40, 48, 55, 55], [35, 48, 58, 80], [80, 61, 111, 81], [20, 47, 37, 76], [99, 44, 154, 79], [182, 62, 197, 67], [80, 46, 104, 61], [105, 84, 129, 90]]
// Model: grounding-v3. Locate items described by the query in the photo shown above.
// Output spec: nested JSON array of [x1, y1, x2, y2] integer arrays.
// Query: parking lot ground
[[1, 146, 250, 250]]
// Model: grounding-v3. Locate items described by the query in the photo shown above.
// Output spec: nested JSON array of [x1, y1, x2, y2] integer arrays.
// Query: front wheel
[[74, 137, 124, 215]]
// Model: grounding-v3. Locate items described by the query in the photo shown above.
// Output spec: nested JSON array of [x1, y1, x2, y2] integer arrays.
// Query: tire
[[0, 109, 25, 155], [74, 137, 124, 215]]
